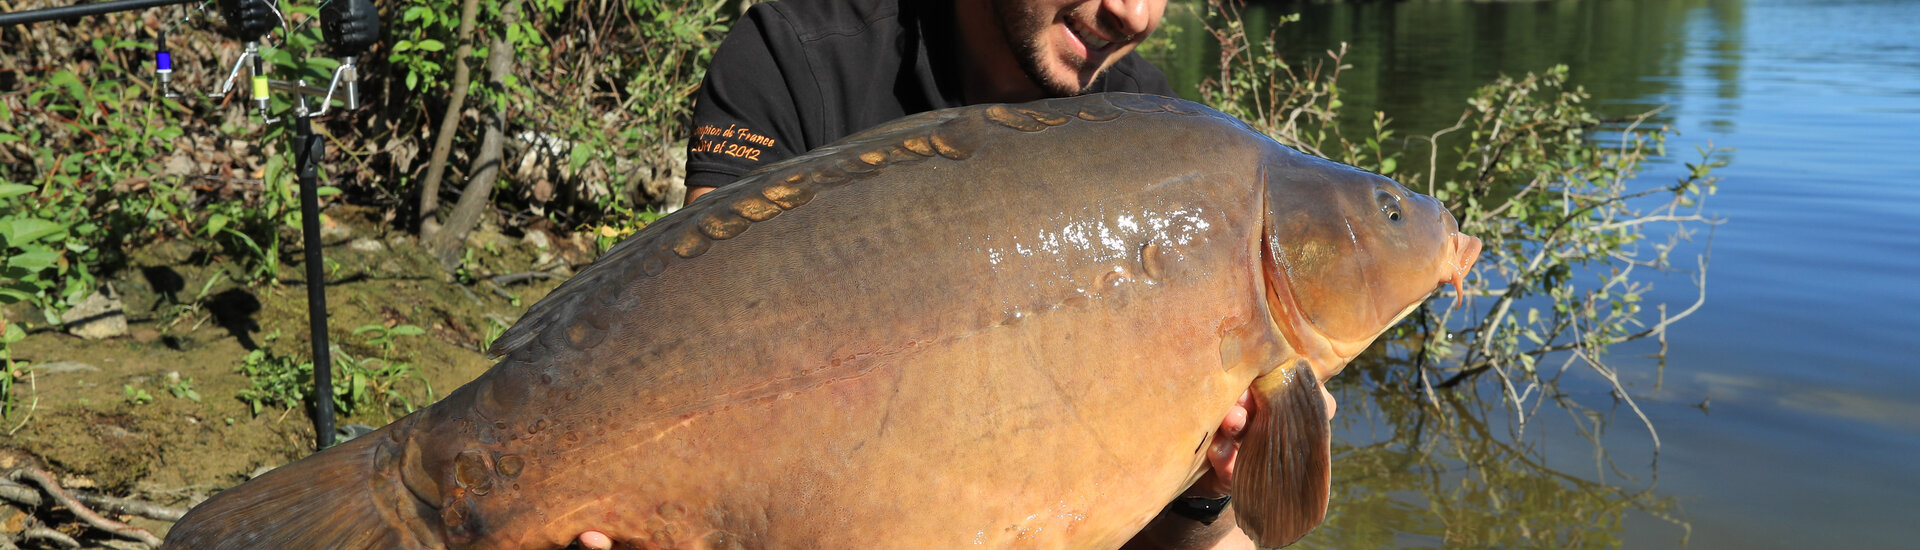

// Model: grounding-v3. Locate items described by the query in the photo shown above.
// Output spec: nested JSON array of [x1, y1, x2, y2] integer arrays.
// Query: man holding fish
[[603, 1, 1257, 548]]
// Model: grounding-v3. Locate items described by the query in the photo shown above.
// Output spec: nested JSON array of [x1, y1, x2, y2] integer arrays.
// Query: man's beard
[[991, 0, 1089, 97]]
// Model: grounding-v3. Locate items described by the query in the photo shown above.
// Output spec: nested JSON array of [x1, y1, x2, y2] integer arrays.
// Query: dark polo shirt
[[684, 0, 1175, 189]]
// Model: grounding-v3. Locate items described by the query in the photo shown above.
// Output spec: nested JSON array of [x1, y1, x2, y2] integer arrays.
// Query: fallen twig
[[5, 469, 164, 548], [490, 270, 560, 286], [483, 279, 516, 301], [0, 480, 41, 507], [6, 367, 36, 436], [19, 526, 79, 549], [72, 490, 185, 523]]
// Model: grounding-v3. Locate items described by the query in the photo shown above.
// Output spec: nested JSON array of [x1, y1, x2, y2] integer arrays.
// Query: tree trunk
[[417, 0, 484, 238], [423, 1, 519, 272]]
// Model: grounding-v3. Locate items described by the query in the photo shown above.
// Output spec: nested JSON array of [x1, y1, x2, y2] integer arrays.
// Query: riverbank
[[1, 206, 579, 545]]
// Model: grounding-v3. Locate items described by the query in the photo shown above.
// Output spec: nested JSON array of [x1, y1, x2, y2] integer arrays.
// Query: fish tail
[[165, 428, 443, 550], [1231, 361, 1331, 548]]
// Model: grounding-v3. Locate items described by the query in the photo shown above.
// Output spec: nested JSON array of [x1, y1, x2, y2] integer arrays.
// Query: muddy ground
[[1, 206, 590, 546]]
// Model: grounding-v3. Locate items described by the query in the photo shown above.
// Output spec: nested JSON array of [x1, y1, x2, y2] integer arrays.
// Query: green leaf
[[388, 324, 425, 337], [316, 186, 342, 197], [568, 143, 595, 171], [1379, 158, 1397, 175], [416, 39, 446, 52], [0, 287, 32, 305], [0, 183, 34, 200], [207, 213, 230, 236], [0, 218, 65, 245], [49, 70, 80, 89], [8, 248, 61, 271]]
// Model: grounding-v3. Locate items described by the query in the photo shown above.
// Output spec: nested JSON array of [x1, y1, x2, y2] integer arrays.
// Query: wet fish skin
[[164, 93, 1479, 550]]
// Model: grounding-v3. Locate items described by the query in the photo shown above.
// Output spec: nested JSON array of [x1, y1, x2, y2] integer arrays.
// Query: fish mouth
[[1442, 231, 1483, 309]]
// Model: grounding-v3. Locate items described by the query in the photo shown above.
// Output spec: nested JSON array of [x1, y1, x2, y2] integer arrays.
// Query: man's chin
[[1012, 46, 1101, 98], [1032, 65, 1099, 97]]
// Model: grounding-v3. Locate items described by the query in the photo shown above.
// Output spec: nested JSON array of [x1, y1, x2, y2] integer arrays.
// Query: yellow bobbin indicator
[[251, 75, 269, 100]]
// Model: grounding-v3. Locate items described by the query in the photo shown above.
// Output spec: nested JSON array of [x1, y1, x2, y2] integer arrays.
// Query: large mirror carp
[[165, 93, 1481, 549]]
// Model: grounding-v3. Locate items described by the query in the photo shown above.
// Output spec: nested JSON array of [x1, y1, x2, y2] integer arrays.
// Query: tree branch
[[423, 0, 522, 272], [417, 0, 485, 237]]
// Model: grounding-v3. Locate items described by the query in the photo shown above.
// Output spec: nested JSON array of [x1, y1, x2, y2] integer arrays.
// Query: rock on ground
[[60, 289, 127, 340]]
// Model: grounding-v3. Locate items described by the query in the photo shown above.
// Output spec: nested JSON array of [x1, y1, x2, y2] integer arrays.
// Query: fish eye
[[1376, 190, 1403, 222]]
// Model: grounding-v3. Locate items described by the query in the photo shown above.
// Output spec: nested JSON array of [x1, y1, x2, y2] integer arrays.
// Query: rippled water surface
[[1160, 0, 1920, 547]]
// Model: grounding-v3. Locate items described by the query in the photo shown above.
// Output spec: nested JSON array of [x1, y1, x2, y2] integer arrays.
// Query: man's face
[[989, 0, 1169, 96]]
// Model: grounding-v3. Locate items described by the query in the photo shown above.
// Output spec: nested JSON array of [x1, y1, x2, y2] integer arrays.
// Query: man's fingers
[[1220, 390, 1251, 437], [1322, 384, 1337, 420], [1210, 389, 1250, 476], [1209, 436, 1236, 480], [1192, 391, 1254, 496]]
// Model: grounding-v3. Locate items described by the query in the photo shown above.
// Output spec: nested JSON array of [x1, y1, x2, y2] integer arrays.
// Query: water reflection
[[1297, 355, 1687, 548], [1155, 0, 1747, 139]]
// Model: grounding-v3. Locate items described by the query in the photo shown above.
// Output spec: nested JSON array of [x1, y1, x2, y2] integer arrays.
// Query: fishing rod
[[0, 0, 196, 27], [4, 0, 380, 451]]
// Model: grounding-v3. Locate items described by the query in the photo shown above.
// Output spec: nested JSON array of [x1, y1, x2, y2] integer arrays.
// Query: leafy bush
[[1421, 67, 1721, 424], [235, 347, 311, 416], [235, 324, 434, 421]]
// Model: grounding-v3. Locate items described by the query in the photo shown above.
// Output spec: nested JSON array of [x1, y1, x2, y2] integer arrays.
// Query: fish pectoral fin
[[1230, 363, 1331, 547]]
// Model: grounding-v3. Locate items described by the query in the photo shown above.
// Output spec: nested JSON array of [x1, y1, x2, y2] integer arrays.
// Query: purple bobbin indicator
[[156, 51, 173, 73]]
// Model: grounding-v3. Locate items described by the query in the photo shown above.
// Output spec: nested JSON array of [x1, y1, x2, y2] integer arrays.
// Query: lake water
[[1156, 0, 1920, 547]]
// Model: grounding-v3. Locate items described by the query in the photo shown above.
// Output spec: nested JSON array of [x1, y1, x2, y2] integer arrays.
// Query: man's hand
[[574, 392, 1257, 550]]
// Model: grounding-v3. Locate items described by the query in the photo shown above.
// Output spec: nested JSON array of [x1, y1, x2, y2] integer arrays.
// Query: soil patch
[[2, 208, 582, 543]]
